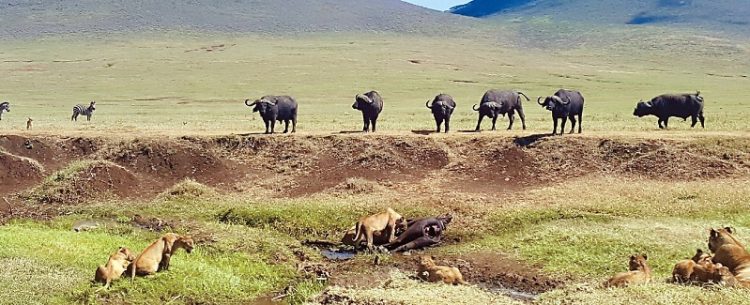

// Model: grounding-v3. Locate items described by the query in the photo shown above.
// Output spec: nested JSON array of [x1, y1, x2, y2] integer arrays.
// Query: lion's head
[[709, 227, 743, 253], [628, 254, 648, 271]]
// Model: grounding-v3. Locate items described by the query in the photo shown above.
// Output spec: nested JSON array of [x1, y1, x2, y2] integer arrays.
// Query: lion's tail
[[352, 221, 363, 244], [129, 259, 137, 281]]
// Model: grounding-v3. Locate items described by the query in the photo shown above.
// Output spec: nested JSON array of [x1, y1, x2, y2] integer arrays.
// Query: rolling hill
[[450, 0, 750, 35], [0, 0, 477, 38]]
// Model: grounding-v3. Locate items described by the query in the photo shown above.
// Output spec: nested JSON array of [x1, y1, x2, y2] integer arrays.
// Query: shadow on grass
[[513, 133, 553, 147]]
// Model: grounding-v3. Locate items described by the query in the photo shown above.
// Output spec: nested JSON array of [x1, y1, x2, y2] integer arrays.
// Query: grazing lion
[[417, 256, 467, 285], [708, 227, 750, 285], [352, 208, 406, 250], [604, 254, 651, 288], [672, 248, 712, 283], [94, 247, 135, 289], [130, 233, 194, 279]]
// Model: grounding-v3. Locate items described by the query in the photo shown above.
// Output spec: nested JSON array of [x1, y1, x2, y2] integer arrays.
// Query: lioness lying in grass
[[604, 254, 651, 288]]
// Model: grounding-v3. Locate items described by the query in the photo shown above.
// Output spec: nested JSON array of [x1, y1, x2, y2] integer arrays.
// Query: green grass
[[0, 220, 299, 305]]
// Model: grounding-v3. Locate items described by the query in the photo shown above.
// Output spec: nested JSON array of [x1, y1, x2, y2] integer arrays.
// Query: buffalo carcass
[[538, 89, 585, 135], [474, 90, 530, 131], [244, 95, 298, 134], [425, 94, 456, 133], [353, 91, 384, 132], [633, 91, 705, 129]]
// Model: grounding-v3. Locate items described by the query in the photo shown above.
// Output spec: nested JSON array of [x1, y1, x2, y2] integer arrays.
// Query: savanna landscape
[[1, 0, 749, 304]]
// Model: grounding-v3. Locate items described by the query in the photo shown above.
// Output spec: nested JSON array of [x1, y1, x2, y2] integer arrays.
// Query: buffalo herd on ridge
[[1, 89, 706, 134], [243, 89, 706, 134]]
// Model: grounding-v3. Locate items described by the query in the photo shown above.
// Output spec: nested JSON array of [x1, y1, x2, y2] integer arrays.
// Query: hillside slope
[[450, 0, 749, 34], [0, 0, 475, 38]]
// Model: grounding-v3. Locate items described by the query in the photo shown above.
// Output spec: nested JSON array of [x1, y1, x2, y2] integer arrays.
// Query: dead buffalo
[[538, 89, 585, 135], [353, 91, 384, 132], [245, 95, 298, 134], [425, 94, 456, 133], [474, 90, 530, 131], [633, 91, 705, 129]]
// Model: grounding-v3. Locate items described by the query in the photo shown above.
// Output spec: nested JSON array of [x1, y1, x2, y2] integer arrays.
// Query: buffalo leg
[[552, 118, 558, 135], [690, 115, 698, 128], [577, 113, 583, 133], [362, 113, 370, 132], [475, 114, 484, 132], [283, 120, 290, 133], [559, 117, 568, 135], [392, 237, 439, 252], [264, 120, 271, 134], [444, 117, 450, 133], [491, 115, 498, 131], [517, 107, 527, 130], [663, 117, 669, 129], [270, 120, 276, 134], [658, 119, 664, 129], [699, 114, 705, 128], [371, 118, 377, 133], [568, 115, 577, 134], [507, 111, 515, 130], [435, 116, 443, 133], [291, 117, 297, 133]]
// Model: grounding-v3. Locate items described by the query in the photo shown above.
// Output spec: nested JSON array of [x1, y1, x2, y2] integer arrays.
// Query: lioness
[[417, 256, 467, 285], [604, 254, 651, 288], [130, 233, 194, 279], [352, 208, 406, 250], [672, 248, 712, 283], [708, 227, 750, 284], [94, 247, 135, 289]]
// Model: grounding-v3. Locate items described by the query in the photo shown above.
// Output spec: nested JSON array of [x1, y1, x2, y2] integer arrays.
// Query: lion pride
[[708, 227, 750, 285]]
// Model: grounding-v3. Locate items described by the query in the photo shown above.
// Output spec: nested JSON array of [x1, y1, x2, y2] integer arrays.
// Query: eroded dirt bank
[[0, 134, 748, 203]]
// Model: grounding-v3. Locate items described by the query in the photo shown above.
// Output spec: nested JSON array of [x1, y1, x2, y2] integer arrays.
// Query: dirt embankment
[[0, 134, 748, 204]]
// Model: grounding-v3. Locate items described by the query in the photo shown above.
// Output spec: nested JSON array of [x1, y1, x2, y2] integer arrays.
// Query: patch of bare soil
[[30, 162, 138, 204], [106, 139, 239, 190], [443, 252, 564, 295], [1, 134, 748, 203], [0, 151, 44, 196], [445, 138, 537, 194]]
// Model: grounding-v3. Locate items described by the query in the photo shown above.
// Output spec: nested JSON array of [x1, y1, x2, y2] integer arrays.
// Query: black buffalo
[[384, 214, 453, 253], [244, 95, 298, 134], [538, 89, 585, 135], [474, 90, 530, 131], [425, 94, 456, 133], [633, 91, 705, 129], [353, 91, 384, 132]]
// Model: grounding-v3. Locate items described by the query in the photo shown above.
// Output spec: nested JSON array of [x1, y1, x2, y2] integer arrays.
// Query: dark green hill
[[0, 0, 477, 38]]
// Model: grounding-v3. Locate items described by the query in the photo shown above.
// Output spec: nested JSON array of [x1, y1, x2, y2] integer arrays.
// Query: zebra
[[72, 101, 96, 121], [0, 101, 9, 121]]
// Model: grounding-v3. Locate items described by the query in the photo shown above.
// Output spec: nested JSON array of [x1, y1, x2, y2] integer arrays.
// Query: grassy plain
[[0, 28, 748, 135], [1, 25, 750, 305]]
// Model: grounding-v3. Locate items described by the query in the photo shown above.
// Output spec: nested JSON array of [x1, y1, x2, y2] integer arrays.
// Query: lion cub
[[672, 249, 712, 283], [94, 247, 135, 289], [353, 208, 406, 250], [604, 254, 651, 288], [417, 256, 467, 285], [130, 233, 194, 279]]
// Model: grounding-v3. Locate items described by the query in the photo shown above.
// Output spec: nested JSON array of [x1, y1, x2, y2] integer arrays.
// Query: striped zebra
[[72, 101, 96, 121], [0, 101, 9, 121]]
